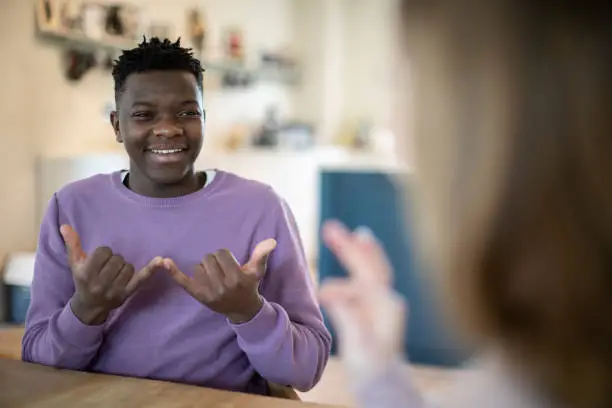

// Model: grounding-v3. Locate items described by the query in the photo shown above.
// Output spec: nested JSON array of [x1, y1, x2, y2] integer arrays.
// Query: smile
[[150, 148, 186, 155], [145, 145, 189, 165]]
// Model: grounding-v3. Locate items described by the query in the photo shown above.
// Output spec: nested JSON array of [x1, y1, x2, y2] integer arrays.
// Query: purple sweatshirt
[[22, 170, 331, 394]]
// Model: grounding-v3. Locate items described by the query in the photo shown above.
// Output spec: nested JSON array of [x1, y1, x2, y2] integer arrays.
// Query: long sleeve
[[21, 193, 104, 369], [229, 197, 332, 392]]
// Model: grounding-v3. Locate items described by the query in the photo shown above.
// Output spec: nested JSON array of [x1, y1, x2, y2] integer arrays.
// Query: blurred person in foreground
[[320, 1, 612, 408]]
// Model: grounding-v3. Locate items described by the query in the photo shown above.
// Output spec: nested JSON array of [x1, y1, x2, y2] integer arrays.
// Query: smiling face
[[111, 70, 205, 197]]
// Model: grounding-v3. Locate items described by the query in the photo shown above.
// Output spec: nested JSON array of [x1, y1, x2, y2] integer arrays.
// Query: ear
[[110, 110, 122, 143]]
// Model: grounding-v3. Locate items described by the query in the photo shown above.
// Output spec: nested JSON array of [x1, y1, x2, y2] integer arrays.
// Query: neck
[[125, 168, 204, 198]]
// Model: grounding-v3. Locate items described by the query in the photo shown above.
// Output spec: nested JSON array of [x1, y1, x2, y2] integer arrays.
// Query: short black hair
[[111, 37, 204, 101]]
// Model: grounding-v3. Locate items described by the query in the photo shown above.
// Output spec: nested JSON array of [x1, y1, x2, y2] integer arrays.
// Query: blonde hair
[[400, 1, 612, 406]]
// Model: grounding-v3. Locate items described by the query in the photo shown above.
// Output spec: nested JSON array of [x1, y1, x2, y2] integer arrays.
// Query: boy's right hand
[[60, 225, 163, 326]]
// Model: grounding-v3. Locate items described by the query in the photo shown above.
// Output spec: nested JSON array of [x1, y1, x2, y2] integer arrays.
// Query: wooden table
[[1, 327, 461, 407], [0, 358, 339, 408], [0, 326, 22, 359]]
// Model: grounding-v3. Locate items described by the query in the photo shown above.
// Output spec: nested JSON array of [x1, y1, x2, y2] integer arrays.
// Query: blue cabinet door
[[317, 170, 470, 367]]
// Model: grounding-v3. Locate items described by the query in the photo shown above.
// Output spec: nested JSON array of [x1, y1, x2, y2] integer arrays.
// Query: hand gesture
[[319, 221, 406, 380], [164, 239, 277, 324], [61, 225, 163, 325]]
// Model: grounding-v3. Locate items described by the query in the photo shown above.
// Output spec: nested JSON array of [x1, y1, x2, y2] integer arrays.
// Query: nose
[[152, 118, 183, 138]]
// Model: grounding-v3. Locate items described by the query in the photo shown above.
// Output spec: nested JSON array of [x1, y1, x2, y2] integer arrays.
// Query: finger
[[319, 280, 366, 322], [319, 278, 360, 306], [201, 254, 226, 296], [243, 239, 277, 278], [60, 225, 87, 266], [193, 264, 215, 299], [214, 250, 241, 287], [163, 258, 198, 297], [322, 220, 391, 286], [107, 263, 135, 300], [78, 247, 113, 280], [322, 220, 362, 271], [96, 255, 126, 291], [353, 226, 393, 285], [125, 256, 163, 296]]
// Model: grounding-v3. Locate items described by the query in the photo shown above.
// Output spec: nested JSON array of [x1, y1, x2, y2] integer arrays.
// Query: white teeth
[[150, 149, 184, 154]]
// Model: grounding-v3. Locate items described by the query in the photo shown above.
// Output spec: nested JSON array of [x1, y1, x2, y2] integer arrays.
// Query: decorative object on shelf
[[63, 49, 96, 81], [187, 8, 207, 57], [36, 0, 60, 30], [225, 27, 245, 64], [35, 1, 138, 54], [277, 123, 314, 151], [218, 27, 252, 88], [104, 5, 124, 37], [259, 47, 301, 85], [59, 1, 82, 31], [81, 3, 106, 40], [221, 71, 253, 88], [261, 47, 296, 70], [252, 106, 281, 147], [83, 2, 139, 41], [33, 3, 296, 86], [223, 124, 250, 151], [335, 120, 374, 150], [114, 4, 140, 40], [354, 120, 373, 150]]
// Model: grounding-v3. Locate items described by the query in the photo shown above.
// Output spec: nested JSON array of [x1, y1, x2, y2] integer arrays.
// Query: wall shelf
[[33, 0, 299, 85], [36, 26, 135, 53], [35, 23, 299, 85]]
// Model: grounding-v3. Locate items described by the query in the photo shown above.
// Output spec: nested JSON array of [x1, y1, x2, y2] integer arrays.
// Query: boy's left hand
[[164, 239, 277, 324]]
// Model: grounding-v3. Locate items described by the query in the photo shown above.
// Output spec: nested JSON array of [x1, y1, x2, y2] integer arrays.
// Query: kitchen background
[[0, 1, 469, 404], [1, 0, 403, 265]]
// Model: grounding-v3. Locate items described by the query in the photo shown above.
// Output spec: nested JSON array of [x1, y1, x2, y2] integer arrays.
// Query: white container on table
[[2, 252, 36, 324]]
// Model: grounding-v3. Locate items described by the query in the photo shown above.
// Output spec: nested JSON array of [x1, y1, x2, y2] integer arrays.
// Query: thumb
[[125, 257, 164, 296], [60, 225, 87, 267], [243, 239, 277, 278], [163, 258, 197, 297]]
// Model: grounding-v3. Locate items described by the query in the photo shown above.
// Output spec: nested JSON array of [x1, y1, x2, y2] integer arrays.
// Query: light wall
[[342, 0, 398, 130], [0, 1, 40, 263], [292, 0, 399, 142]]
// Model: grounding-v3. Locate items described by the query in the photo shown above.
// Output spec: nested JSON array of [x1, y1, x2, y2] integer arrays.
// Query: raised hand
[[164, 239, 277, 324], [318, 221, 406, 379], [60, 225, 163, 325]]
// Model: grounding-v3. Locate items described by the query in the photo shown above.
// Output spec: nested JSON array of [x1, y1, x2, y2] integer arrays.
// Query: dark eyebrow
[[130, 100, 201, 109], [130, 101, 154, 108], [179, 100, 200, 106]]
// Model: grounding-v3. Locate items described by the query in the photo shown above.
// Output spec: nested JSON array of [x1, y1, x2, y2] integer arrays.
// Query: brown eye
[[131, 111, 153, 119], [178, 111, 201, 118]]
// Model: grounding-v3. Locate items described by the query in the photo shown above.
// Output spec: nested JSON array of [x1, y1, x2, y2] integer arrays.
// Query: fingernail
[[322, 220, 345, 236], [354, 226, 375, 241]]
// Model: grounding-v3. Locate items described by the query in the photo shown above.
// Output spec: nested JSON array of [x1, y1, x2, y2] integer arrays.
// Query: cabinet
[[317, 169, 471, 367]]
